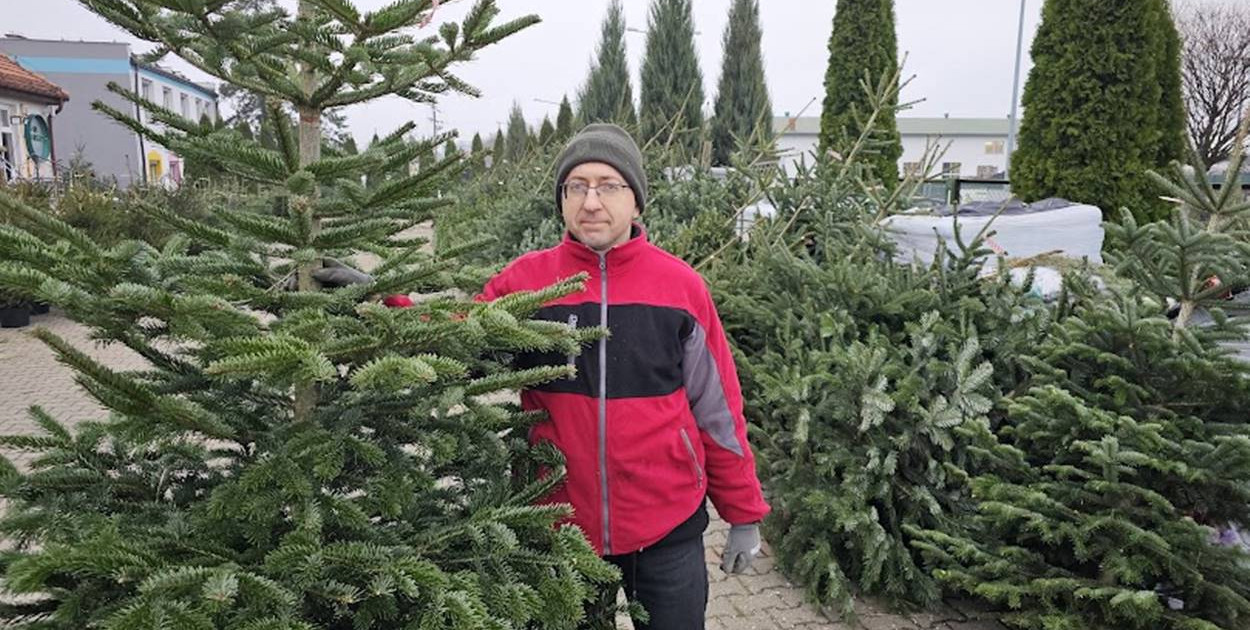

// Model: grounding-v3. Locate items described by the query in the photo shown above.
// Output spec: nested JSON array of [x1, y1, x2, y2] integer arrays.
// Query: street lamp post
[[1005, 0, 1027, 177]]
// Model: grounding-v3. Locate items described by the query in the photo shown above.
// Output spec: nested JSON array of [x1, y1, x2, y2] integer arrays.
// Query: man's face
[[560, 162, 639, 252]]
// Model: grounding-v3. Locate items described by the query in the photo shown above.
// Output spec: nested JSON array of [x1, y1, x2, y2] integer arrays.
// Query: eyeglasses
[[560, 181, 631, 202]]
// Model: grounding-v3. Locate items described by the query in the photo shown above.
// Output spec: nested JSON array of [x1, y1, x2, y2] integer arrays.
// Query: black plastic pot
[[30, 302, 50, 315], [0, 305, 31, 328]]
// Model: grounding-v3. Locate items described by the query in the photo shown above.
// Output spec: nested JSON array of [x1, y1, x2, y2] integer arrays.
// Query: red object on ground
[[383, 294, 413, 308]]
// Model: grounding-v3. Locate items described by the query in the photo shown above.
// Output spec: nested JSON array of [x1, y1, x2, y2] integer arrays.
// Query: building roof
[[0, 52, 68, 104], [774, 116, 1011, 137], [132, 58, 217, 99]]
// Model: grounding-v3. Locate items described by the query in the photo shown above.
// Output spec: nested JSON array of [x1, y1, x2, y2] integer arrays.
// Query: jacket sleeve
[[476, 271, 509, 302], [682, 283, 770, 525]]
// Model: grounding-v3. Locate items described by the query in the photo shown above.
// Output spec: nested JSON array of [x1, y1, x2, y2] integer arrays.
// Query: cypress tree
[[710, 0, 772, 166], [234, 119, 255, 141], [640, 0, 705, 153], [539, 116, 555, 146], [467, 132, 485, 173], [1151, 0, 1187, 167], [819, 0, 901, 185], [491, 127, 506, 167], [340, 133, 359, 155], [505, 103, 529, 162], [1012, 0, 1178, 222], [578, 0, 637, 127], [556, 95, 576, 139]]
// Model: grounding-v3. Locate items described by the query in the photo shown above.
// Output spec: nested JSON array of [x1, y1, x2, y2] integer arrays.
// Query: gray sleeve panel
[[682, 322, 745, 457]]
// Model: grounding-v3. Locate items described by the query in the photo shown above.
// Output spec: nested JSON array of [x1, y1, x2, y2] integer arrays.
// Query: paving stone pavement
[[0, 312, 1004, 630]]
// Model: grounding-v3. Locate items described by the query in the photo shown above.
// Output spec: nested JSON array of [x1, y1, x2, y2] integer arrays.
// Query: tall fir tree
[[1012, 0, 1182, 222], [505, 102, 529, 162], [818, 0, 901, 185], [556, 94, 576, 139], [640, 0, 705, 154], [471, 132, 485, 155], [443, 136, 460, 159], [0, 1, 621, 628], [577, 0, 637, 128], [710, 0, 772, 166]]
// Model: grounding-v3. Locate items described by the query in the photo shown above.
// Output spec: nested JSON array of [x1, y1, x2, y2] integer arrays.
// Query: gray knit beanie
[[554, 123, 647, 213]]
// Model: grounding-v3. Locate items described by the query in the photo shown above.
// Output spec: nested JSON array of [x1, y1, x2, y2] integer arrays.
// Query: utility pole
[[1005, 0, 1027, 177], [429, 102, 440, 137]]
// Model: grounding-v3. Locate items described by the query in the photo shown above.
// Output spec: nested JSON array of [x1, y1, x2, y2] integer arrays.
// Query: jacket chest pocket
[[603, 305, 689, 398]]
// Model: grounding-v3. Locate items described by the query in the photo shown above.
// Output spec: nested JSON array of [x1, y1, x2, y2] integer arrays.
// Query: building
[[0, 52, 68, 182], [773, 115, 1012, 180], [0, 36, 218, 187], [1210, 159, 1250, 199]]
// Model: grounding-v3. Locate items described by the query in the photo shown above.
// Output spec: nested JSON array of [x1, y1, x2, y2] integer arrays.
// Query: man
[[480, 123, 769, 629]]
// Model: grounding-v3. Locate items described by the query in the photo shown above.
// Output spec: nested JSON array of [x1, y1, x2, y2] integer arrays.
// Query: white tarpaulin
[[882, 199, 1105, 268]]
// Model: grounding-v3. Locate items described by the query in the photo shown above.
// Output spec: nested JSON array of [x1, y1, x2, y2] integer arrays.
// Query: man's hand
[[721, 523, 762, 574]]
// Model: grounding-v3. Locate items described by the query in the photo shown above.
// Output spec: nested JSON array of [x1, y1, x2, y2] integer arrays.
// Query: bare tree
[[1176, 0, 1250, 168]]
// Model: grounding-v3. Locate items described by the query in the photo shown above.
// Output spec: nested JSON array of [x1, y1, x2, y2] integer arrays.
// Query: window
[[180, 94, 189, 119], [976, 165, 999, 179], [984, 140, 1005, 155], [1, 132, 13, 183], [1, 108, 13, 182], [941, 162, 962, 177], [141, 80, 153, 102], [194, 98, 204, 120], [162, 87, 173, 110], [147, 150, 163, 182], [902, 162, 922, 177]]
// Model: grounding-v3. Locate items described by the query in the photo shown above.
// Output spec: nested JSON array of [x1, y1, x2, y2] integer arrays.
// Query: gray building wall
[[0, 39, 142, 186]]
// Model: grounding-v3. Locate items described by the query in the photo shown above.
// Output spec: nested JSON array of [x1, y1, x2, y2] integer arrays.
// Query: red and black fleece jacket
[[480, 225, 770, 555]]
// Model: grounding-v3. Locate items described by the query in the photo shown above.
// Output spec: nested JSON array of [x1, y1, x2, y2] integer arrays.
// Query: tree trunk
[[294, 0, 322, 423]]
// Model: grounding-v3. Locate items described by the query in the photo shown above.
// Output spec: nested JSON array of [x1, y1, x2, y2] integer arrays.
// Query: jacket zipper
[[566, 314, 578, 378], [598, 254, 611, 554], [679, 427, 704, 488]]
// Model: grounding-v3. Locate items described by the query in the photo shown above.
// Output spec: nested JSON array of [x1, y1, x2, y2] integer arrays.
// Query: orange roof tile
[[0, 53, 68, 104]]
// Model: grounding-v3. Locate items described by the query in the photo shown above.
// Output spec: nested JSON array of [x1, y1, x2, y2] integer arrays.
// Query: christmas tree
[[0, 1, 619, 628], [911, 129, 1250, 629]]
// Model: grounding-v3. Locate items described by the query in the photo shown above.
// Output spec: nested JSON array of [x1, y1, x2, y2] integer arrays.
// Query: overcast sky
[[8, 0, 1045, 144]]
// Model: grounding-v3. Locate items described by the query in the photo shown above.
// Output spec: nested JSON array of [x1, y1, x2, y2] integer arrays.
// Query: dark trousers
[[599, 533, 708, 630]]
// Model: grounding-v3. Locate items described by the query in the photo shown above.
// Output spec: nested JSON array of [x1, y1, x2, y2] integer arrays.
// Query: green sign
[[24, 114, 51, 162]]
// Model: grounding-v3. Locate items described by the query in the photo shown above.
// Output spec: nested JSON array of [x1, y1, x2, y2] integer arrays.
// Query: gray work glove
[[721, 523, 762, 574], [313, 258, 373, 287], [282, 258, 373, 290]]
